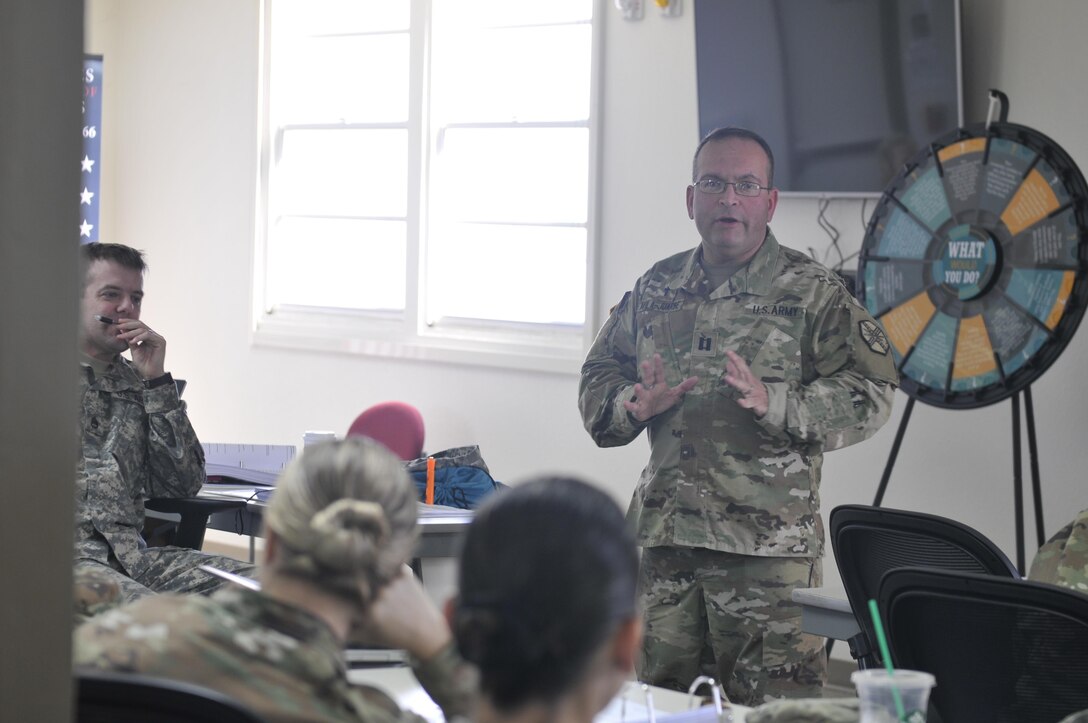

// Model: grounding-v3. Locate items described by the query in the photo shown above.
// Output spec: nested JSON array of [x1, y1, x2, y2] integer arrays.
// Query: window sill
[[252, 308, 587, 376]]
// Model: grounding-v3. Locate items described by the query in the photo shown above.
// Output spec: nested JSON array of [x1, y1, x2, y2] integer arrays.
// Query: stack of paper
[[203, 443, 296, 486]]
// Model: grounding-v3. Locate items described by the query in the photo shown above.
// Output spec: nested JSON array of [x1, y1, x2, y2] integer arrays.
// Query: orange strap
[[425, 456, 435, 505]]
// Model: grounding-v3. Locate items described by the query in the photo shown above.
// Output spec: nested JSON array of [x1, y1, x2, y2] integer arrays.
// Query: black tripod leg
[[1024, 385, 1045, 549], [873, 396, 915, 507], [1012, 393, 1025, 575]]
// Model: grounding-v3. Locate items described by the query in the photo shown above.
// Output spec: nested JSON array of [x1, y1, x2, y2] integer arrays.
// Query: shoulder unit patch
[[858, 319, 890, 355]]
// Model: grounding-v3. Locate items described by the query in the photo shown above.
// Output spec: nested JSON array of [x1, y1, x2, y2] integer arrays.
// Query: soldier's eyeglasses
[[693, 178, 771, 197]]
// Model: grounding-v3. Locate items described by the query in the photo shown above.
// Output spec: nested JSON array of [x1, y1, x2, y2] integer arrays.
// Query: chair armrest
[[145, 497, 247, 550], [145, 497, 246, 515]]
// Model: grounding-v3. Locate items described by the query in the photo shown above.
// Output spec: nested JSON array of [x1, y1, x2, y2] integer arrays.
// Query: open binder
[[597, 678, 740, 723]]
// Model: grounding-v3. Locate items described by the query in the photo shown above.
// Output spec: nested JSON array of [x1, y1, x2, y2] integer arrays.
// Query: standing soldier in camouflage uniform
[[75, 437, 478, 723], [74, 242, 253, 603], [579, 128, 898, 706]]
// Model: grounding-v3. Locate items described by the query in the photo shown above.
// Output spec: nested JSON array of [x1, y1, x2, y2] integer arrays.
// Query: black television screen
[[694, 0, 962, 196]]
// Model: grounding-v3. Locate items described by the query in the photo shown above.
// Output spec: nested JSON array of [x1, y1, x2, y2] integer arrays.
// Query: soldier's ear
[[443, 596, 457, 628], [609, 616, 641, 672], [263, 529, 281, 566]]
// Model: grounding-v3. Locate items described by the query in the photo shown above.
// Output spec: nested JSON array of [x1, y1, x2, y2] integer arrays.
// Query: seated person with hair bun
[[74, 437, 478, 723], [451, 475, 642, 723]]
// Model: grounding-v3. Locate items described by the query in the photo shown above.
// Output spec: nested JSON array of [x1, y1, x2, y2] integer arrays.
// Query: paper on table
[[608, 704, 747, 723], [203, 442, 296, 486], [598, 681, 749, 723], [415, 502, 474, 519], [200, 486, 270, 502], [595, 693, 661, 723]]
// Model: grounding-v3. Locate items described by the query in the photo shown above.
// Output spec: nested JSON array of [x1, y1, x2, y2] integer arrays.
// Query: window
[[256, 0, 599, 372]]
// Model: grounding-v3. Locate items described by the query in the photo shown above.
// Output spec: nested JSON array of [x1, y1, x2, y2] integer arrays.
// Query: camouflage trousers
[[74, 547, 256, 607], [636, 546, 826, 707]]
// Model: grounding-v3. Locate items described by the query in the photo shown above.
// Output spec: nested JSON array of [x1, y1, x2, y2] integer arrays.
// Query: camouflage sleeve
[[410, 642, 479, 720], [756, 292, 898, 451], [578, 291, 649, 448], [72, 568, 123, 627], [144, 382, 206, 498]]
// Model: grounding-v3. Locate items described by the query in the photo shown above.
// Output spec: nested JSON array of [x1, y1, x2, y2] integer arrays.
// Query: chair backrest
[[76, 670, 266, 723], [880, 567, 1088, 723], [830, 504, 1019, 666], [345, 401, 425, 461]]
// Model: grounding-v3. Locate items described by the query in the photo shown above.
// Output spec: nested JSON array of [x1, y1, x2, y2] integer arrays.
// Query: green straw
[[868, 598, 907, 723]]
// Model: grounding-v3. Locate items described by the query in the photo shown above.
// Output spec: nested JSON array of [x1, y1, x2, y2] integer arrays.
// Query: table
[[346, 667, 751, 722], [791, 586, 861, 642], [196, 484, 473, 562], [792, 585, 884, 668]]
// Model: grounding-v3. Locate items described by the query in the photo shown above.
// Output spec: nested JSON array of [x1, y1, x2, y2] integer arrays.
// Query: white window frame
[[252, 0, 603, 375]]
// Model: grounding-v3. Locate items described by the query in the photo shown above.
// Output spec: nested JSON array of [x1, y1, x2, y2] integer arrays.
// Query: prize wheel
[[858, 116, 1088, 409]]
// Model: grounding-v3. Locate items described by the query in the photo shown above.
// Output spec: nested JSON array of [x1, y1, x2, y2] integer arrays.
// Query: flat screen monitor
[[694, 0, 963, 197]]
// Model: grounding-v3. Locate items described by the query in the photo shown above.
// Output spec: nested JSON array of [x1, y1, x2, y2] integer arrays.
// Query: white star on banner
[[81, 155, 96, 173], [80, 187, 95, 205], [80, 220, 94, 237]]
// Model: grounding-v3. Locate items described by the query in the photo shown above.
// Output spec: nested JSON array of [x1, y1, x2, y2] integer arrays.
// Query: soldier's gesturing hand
[[723, 350, 769, 418], [624, 353, 699, 422]]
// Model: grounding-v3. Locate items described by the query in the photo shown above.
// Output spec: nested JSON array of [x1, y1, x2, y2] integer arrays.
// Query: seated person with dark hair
[[74, 242, 253, 603], [451, 475, 642, 723]]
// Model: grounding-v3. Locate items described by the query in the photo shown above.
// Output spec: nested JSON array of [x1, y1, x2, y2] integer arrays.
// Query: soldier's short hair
[[692, 126, 775, 187], [453, 476, 639, 712], [263, 437, 418, 606], [80, 242, 147, 274]]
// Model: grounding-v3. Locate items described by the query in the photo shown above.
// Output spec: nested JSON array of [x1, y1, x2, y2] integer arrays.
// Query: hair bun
[[308, 499, 390, 571]]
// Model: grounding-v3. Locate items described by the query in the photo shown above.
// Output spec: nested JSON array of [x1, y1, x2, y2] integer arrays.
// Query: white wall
[[86, 0, 1088, 646]]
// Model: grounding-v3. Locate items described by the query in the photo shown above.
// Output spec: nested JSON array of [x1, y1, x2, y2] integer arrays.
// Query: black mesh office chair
[[880, 567, 1088, 723], [830, 503, 1019, 668], [76, 670, 266, 722]]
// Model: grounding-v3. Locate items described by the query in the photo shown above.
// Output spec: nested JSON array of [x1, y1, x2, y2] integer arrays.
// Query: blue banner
[[81, 55, 103, 243]]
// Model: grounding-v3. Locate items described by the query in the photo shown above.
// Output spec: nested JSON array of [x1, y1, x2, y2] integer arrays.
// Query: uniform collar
[[674, 229, 781, 298], [736, 229, 781, 297], [79, 353, 143, 392], [79, 350, 116, 377], [213, 586, 345, 662]]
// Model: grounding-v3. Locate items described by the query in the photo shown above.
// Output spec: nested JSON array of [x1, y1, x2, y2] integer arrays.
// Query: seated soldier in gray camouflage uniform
[[74, 436, 478, 723], [74, 241, 254, 603]]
